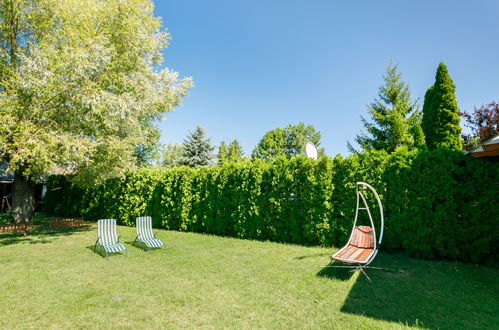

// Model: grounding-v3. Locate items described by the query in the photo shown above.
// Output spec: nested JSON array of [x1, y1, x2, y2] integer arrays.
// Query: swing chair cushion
[[332, 226, 375, 264]]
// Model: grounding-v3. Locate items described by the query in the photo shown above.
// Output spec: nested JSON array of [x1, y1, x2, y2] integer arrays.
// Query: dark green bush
[[45, 150, 498, 265], [0, 210, 13, 224]]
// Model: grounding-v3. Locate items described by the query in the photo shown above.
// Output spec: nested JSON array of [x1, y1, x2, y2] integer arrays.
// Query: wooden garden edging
[[0, 222, 33, 237], [49, 218, 84, 230]]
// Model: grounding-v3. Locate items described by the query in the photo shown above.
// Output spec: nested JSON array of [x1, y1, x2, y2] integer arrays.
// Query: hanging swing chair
[[327, 182, 384, 282]]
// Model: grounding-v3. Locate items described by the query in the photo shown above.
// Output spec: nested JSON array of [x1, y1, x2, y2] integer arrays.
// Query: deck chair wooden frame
[[327, 182, 384, 282], [93, 219, 128, 259], [133, 216, 165, 251]]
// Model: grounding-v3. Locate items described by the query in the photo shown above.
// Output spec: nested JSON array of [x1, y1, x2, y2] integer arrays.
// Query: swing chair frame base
[[324, 264, 388, 283], [325, 263, 400, 283]]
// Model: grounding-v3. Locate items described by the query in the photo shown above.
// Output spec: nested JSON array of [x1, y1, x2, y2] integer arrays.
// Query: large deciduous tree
[[460, 101, 499, 151], [252, 123, 323, 160], [180, 126, 214, 168], [422, 62, 462, 150], [349, 62, 424, 154], [0, 0, 192, 222]]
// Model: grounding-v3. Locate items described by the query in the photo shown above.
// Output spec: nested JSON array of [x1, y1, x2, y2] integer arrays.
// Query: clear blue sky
[[154, 0, 498, 157]]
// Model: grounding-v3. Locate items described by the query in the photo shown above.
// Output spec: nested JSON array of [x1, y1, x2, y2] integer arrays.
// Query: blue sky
[[154, 0, 498, 157]]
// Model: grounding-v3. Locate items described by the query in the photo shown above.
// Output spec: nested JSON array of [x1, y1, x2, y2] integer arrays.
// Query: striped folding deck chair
[[133, 216, 165, 251], [93, 219, 127, 259]]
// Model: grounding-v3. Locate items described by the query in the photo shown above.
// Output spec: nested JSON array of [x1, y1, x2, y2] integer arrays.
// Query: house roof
[[470, 134, 499, 158]]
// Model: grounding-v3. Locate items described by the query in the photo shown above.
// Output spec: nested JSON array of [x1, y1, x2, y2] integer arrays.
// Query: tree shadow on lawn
[[317, 252, 498, 329]]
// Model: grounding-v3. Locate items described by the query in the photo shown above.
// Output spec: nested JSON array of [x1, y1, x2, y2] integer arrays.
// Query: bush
[[45, 150, 499, 265], [0, 210, 13, 224]]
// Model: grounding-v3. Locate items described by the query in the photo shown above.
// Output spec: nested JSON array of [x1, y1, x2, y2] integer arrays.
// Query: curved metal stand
[[327, 182, 384, 282]]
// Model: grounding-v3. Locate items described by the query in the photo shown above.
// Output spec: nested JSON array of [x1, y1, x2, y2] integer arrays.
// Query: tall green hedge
[[45, 149, 498, 265]]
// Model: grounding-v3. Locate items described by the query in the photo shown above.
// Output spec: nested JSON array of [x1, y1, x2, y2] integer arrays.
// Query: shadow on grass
[[124, 240, 148, 252], [293, 252, 330, 260], [316, 261, 355, 281], [85, 245, 128, 259], [0, 213, 93, 247], [330, 253, 498, 329]]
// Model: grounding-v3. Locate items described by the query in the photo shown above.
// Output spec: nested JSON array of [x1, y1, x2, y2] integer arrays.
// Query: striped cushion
[[97, 219, 126, 254], [140, 238, 164, 248], [103, 242, 126, 253], [136, 216, 165, 248], [98, 219, 119, 246]]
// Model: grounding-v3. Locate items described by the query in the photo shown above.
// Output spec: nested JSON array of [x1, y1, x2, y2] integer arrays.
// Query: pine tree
[[180, 126, 215, 168], [217, 141, 228, 166], [228, 140, 244, 162], [350, 62, 423, 153], [422, 62, 462, 150]]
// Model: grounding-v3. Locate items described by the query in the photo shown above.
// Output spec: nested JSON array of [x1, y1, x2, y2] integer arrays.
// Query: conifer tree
[[228, 140, 244, 162], [422, 62, 462, 150], [180, 126, 215, 168], [350, 62, 423, 153], [217, 141, 228, 166]]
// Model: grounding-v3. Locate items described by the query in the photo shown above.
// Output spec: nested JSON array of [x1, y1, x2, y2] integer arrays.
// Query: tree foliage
[[217, 141, 228, 166], [0, 0, 191, 182], [133, 128, 161, 167], [227, 140, 244, 162], [460, 101, 499, 151], [160, 143, 184, 168], [180, 126, 214, 168], [0, 0, 191, 221], [422, 62, 462, 150], [252, 123, 323, 160], [350, 62, 424, 153], [218, 140, 244, 166]]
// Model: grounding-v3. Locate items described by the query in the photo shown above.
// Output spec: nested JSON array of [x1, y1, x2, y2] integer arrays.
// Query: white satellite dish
[[305, 142, 318, 160]]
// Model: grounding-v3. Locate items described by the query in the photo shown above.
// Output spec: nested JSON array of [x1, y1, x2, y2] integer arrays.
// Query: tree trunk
[[12, 172, 36, 223]]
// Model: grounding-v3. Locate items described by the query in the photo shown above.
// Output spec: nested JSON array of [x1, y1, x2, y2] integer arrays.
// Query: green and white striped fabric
[[136, 216, 164, 249], [96, 219, 127, 257]]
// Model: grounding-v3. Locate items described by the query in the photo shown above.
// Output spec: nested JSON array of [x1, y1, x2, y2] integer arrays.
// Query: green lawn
[[0, 215, 497, 329]]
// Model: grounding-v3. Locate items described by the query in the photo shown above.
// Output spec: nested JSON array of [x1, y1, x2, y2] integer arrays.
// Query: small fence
[[49, 218, 84, 230], [0, 222, 33, 237]]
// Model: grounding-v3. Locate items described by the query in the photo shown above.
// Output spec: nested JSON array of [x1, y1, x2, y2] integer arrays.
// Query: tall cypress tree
[[422, 62, 462, 150], [350, 62, 423, 153], [180, 126, 215, 168]]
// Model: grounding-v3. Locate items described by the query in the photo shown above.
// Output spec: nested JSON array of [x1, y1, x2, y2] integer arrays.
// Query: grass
[[0, 214, 497, 329]]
